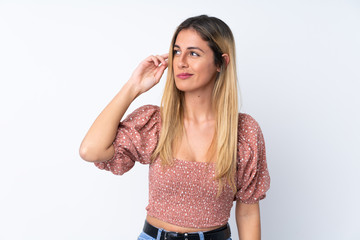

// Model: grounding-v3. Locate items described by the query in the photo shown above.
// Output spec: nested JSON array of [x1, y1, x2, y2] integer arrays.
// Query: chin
[[174, 81, 190, 92]]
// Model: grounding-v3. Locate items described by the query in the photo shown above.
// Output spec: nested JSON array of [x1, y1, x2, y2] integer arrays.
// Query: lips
[[176, 73, 193, 80]]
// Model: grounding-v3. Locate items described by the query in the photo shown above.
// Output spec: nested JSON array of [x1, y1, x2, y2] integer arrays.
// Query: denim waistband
[[141, 220, 231, 240]]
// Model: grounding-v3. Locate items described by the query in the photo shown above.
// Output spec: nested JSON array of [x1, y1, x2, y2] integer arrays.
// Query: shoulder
[[125, 104, 160, 119], [131, 104, 160, 115], [122, 105, 161, 127], [237, 112, 263, 141]]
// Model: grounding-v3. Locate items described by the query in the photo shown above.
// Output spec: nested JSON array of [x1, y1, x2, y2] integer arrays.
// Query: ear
[[217, 53, 230, 72], [222, 53, 230, 66]]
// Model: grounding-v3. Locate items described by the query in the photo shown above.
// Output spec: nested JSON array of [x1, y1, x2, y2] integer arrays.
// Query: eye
[[190, 51, 199, 57], [173, 49, 180, 55]]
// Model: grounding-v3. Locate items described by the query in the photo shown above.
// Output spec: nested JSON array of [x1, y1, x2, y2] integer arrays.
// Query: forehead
[[174, 29, 210, 49]]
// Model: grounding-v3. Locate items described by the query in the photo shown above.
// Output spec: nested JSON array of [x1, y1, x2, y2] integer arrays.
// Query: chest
[[174, 122, 215, 163], [149, 158, 233, 199]]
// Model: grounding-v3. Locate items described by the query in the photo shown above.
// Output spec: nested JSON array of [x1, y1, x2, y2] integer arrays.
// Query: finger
[[147, 55, 159, 67], [152, 55, 161, 67], [154, 62, 168, 81], [160, 53, 169, 59], [155, 55, 167, 66]]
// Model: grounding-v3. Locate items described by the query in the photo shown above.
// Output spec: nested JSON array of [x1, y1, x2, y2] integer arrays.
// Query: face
[[173, 29, 220, 94]]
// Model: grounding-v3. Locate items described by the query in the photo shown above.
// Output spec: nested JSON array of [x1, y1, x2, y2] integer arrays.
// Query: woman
[[80, 15, 270, 240]]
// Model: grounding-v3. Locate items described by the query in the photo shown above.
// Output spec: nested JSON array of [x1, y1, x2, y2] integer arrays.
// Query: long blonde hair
[[152, 15, 239, 197]]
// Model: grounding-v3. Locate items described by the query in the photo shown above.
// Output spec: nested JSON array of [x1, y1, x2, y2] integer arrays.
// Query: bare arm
[[79, 54, 168, 163], [235, 201, 261, 240]]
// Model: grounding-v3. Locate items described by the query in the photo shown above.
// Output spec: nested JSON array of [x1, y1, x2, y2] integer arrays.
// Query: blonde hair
[[152, 15, 239, 197]]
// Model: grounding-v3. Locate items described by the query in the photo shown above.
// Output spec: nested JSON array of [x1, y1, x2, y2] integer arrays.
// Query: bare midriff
[[146, 215, 227, 233]]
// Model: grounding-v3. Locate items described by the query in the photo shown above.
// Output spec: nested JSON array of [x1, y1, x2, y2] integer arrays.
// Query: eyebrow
[[174, 44, 205, 53]]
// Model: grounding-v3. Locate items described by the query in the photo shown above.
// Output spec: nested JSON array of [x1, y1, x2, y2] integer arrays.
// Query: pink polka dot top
[[94, 105, 270, 228]]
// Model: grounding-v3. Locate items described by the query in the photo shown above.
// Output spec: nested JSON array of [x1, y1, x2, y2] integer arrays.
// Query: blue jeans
[[137, 230, 232, 240]]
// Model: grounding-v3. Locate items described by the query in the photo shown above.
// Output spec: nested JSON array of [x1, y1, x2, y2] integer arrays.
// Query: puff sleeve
[[234, 113, 270, 204], [94, 105, 160, 175]]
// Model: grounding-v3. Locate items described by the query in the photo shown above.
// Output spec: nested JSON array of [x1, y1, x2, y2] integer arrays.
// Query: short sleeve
[[234, 113, 270, 204], [94, 105, 161, 175]]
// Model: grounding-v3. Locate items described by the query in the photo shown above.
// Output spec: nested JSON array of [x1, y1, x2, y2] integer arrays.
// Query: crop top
[[94, 105, 270, 228]]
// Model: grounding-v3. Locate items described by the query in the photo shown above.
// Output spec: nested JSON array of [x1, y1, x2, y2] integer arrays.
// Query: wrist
[[122, 81, 141, 100]]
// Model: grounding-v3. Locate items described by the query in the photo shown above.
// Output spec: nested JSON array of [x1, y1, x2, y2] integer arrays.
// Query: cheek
[[171, 59, 176, 70], [199, 61, 218, 77], [192, 61, 211, 73]]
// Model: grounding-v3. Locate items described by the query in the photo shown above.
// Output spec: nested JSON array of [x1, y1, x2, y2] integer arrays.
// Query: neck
[[183, 90, 215, 123]]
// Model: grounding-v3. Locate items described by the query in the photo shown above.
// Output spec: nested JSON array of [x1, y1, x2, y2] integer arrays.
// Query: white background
[[0, 0, 359, 239]]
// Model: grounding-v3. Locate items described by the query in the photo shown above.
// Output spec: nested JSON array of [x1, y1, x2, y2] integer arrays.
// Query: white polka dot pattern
[[94, 105, 270, 228], [94, 105, 160, 175], [234, 113, 270, 204]]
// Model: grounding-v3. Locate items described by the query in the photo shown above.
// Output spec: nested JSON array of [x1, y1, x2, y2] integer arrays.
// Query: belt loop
[[156, 228, 163, 240], [197, 231, 204, 240]]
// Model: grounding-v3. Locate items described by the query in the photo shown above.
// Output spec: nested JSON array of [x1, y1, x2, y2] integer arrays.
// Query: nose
[[177, 54, 188, 69]]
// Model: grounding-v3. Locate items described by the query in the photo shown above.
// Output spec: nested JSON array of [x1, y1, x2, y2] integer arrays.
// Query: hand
[[128, 53, 169, 96]]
